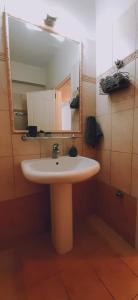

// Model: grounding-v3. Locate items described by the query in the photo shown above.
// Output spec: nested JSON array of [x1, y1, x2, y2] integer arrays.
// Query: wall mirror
[[6, 15, 82, 133]]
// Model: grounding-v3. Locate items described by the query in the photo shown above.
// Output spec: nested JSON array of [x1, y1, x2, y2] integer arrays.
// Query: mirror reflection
[[8, 16, 81, 132]]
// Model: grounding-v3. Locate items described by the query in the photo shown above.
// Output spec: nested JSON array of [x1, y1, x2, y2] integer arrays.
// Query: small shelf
[[21, 134, 82, 141]]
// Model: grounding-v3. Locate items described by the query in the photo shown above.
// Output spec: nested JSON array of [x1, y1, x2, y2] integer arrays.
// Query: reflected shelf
[[21, 134, 82, 141]]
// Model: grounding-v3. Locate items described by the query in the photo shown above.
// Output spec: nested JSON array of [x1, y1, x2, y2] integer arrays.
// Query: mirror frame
[[4, 12, 83, 134]]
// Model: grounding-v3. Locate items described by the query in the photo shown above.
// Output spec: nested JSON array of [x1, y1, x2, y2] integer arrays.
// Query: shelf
[[21, 134, 82, 141]]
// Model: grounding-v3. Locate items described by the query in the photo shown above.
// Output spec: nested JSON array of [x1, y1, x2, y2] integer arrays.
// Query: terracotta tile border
[[82, 74, 96, 84], [0, 52, 7, 61]]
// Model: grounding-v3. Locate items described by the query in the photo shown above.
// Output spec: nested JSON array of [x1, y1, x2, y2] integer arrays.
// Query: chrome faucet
[[52, 143, 60, 159]]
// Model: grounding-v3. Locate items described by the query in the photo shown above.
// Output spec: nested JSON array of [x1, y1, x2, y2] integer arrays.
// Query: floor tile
[[26, 276, 69, 300], [59, 262, 113, 300], [0, 216, 138, 300]]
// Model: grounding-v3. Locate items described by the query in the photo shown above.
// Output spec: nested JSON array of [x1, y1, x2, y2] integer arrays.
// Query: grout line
[[131, 295, 138, 300], [58, 276, 72, 300], [94, 270, 116, 300], [119, 257, 138, 278], [96, 106, 138, 118], [82, 74, 96, 84], [96, 149, 135, 155], [130, 60, 136, 196], [97, 51, 137, 82], [111, 108, 135, 115], [110, 110, 112, 185], [0, 52, 7, 61]]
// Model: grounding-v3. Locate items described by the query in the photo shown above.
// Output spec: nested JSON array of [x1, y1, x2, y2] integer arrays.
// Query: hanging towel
[[70, 95, 80, 109], [85, 116, 103, 148]]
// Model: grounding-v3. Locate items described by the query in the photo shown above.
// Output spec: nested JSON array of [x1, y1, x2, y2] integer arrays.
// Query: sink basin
[[21, 156, 100, 254], [21, 156, 100, 184]]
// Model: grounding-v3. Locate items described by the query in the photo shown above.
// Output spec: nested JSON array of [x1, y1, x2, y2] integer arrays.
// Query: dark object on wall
[[27, 126, 37, 137], [68, 146, 78, 157], [44, 14, 57, 27], [115, 59, 124, 69], [70, 95, 80, 109], [116, 190, 125, 199], [99, 72, 130, 94], [85, 116, 103, 148]]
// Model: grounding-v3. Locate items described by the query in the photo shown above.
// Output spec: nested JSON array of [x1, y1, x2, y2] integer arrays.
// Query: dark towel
[[70, 95, 79, 109], [85, 116, 103, 148]]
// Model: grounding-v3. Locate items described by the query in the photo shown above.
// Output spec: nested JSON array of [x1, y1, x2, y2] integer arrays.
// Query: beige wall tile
[[0, 61, 9, 110], [97, 114, 111, 150], [82, 143, 96, 159], [63, 138, 83, 156], [14, 155, 44, 198], [12, 134, 40, 156], [111, 152, 132, 193], [131, 154, 138, 198], [0, 111, 12, 156], [111, 61, 135, 113], [133, 108, 138, 154], [112, 110, 133, 153], [135, 59, 138, 108], [96, 150, 111, 184], [0, 156, 15, 201], [40, 139, 64, 157], [63, 139, 73, 156], [74, 138, 83, 156], [82, 81, 96, 118], [96, 84, 111, 116], [113, 3, 136, 62]]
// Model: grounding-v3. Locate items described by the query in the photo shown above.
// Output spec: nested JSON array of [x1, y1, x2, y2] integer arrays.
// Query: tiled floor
[[1, 215, 138, 300]]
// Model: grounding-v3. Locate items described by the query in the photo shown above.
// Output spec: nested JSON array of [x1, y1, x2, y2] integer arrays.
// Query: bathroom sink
[[21, 156, 100, 184], [21, 156, 100, 255]]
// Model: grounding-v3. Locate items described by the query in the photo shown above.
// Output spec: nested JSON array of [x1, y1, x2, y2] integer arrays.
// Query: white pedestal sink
[[21, 156, 100, 254]]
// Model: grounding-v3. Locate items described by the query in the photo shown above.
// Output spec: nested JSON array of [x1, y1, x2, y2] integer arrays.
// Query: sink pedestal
[[21, 156, 100, 255], [50, 183, 73, 254]]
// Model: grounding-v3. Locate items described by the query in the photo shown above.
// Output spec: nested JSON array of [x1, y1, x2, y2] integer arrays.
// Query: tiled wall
[[96, 1, 138, 245], [0, 11, 96, 247]]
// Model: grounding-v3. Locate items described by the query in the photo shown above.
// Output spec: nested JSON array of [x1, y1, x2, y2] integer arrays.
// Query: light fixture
[[50, 33, 65, 42], [25, 23, 42, 32]]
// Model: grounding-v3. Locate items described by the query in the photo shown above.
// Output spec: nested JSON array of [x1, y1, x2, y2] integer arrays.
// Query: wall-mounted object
[[14, 110, 27, 117], [115, 59, 124, 69], [116, 190, 124, 199], [68, 146, 78, 157], [70, 95, 80, 109], [44, 14, 57, 27], [85, 116, 103, 148], [5, 14, 82, 134], [27, 126, 37, 137], [21, 134, 81, 141], [99, 72, 130, 95]]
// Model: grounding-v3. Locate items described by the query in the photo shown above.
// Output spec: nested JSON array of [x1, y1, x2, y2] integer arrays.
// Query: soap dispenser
[[68, 146, 78, 157]]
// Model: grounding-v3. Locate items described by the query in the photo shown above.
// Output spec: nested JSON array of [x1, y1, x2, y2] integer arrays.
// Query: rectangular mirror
[[6, 15, 82, 133]]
